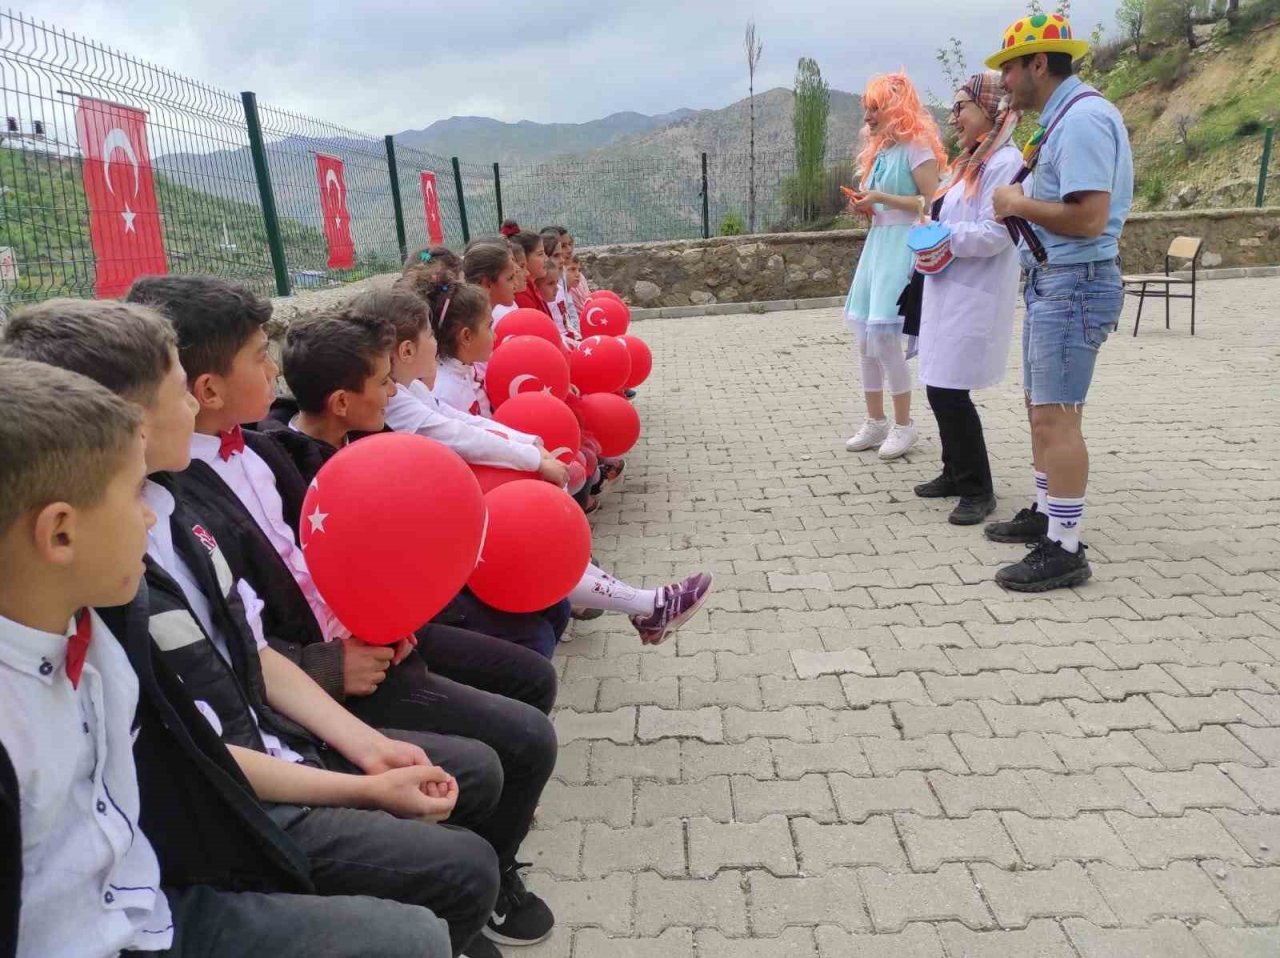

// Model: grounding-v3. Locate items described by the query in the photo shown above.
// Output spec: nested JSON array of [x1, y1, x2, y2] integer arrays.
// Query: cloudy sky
[[37, 0, 1121, 133]]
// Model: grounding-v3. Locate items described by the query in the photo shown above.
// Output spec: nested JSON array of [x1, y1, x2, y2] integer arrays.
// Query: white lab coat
[[917, 144, 1024, 392]]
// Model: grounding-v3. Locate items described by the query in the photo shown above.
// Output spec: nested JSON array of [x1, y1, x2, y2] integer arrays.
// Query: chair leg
[[1133, 285, 1146, 336], [1191, 286, 1196, 336], [1165, 289, 1170, 330]]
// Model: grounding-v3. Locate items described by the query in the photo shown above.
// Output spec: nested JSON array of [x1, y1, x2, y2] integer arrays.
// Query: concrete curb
[[627, 264, 1280, 322]]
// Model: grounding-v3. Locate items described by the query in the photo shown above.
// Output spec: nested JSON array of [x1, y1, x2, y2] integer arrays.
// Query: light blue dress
[[843, 142, 931, 358]]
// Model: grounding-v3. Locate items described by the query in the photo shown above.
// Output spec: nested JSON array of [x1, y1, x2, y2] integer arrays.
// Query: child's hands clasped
[[538, 452, 570, 487], [340, 636, 394, 696]]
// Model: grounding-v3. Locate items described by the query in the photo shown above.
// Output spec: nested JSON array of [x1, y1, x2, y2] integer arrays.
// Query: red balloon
[[577, 392, 641, 457], [579, 296, 630, 336], [471, 463, 539, 493], [468, 481, 592, 613], [588, 289, 624, 304], [492, 391, 581, 464], [617, 335, 652, 388], [570, 335, 631, 394], [301, 434, 485, 644], [485, 335, 570, 408], [494, 308, 561, 349], [566, 459, 587, 495]]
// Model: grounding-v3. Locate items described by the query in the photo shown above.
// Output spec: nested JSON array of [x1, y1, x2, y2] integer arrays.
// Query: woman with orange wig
[[843, 72, 946, 460]]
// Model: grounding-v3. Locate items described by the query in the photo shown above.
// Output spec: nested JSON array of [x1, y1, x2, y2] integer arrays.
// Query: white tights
[[568, 562, 659, 615], [857, 335, 912, 397]]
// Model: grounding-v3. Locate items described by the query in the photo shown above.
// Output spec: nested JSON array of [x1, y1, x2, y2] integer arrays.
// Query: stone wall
[[577, 207, 1280, 308]]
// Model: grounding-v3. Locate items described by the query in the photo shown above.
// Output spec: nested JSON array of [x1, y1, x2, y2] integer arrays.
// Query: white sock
[[568, 566, 658, 615], [1047, 494, 1086, 553], [1034, 471, 1049, 514]]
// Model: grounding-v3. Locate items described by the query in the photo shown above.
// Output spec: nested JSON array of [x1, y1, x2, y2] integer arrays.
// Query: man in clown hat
[[983, 12, 1133, 593]]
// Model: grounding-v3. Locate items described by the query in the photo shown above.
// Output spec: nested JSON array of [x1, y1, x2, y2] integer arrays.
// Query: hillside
[[1099, 14, 1280, 210], [0, 145, 331, 303], [393, 109, 698, 164]]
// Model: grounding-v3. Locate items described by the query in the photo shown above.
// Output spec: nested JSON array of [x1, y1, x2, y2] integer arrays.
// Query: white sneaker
[[878, 421, 919, 460], [845, 418, 890, 452]]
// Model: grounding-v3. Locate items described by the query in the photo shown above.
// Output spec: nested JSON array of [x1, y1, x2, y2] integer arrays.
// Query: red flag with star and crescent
[[316, 153, 356, 270], [75, 97, 167, 298], [420, 171, 445, 245]]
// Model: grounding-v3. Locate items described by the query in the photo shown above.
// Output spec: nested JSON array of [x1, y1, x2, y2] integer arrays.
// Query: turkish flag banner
[[74, 97, 167, 298], [316, 153, 355, 270], [420, 171, 444, 245]]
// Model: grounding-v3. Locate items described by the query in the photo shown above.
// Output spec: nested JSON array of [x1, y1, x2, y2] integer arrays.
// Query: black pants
[[926, 385, 994, 498], [445, 590, 571, 660], [133, 884, 451, 958], [279, 728, 503, 956], [347, 629, 557, 873]]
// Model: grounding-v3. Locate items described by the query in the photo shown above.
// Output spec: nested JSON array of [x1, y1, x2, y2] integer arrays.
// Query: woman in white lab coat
[[914, 71, 1023, 526]]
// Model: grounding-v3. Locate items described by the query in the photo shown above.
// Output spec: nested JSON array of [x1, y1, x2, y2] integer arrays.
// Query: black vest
[[0, 739, 18, 958]]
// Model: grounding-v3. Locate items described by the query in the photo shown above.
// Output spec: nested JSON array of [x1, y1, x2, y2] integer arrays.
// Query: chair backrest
[[1167, 235, 1203, 262]]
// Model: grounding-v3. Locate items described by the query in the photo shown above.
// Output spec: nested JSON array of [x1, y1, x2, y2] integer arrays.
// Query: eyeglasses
[[951, 98, 976, 117]]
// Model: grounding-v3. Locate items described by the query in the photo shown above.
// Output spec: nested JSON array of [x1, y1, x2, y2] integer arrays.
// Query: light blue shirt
[[1025, 76, 1133, 266]]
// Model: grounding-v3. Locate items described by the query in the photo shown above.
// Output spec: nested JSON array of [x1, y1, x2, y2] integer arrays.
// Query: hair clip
[[420, 251, 433, 263]]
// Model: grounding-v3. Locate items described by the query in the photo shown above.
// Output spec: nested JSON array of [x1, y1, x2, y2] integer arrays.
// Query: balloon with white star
[[569, 335, 630, 395], [299, 433, 486, 644], [484, 334, 570, 409]]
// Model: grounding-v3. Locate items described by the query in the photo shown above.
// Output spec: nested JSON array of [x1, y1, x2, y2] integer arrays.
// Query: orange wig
[[855, 72, 948, 188]]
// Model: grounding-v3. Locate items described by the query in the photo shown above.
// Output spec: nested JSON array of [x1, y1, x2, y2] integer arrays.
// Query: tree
[[1148, 0, 1210, 48], [792, 57, 830, 224], [743, 21, 764, 233], [1118, 0, 1147, 57]]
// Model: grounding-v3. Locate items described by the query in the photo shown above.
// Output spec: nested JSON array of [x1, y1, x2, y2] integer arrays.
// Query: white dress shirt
[[384, 379, 542, 472], [189, 431, 349, 642], [0, 609, 173, 957], [142, 481, 303, 764]]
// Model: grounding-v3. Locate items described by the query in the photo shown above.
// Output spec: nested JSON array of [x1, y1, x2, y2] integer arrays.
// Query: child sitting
[[0, 350, 453, 958], [124, 275, 558, 950], [465, 240, 521, 330], [506, 223, 554, 319], [536, 256, 573, 341], [412, 274, 715, 645]]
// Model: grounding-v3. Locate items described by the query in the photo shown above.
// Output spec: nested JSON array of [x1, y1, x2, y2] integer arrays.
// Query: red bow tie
[[65, 609, 92, 689], [218, 425, 245, 461]]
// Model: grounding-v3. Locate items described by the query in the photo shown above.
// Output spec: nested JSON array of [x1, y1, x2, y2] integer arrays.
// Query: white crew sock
[[1046, 494, 1086, 553], [568, 563, 659, 615], [1034, 471, 1049, 514]]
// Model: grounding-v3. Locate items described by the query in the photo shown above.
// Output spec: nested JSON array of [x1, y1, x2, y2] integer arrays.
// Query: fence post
[[493, 162, 504, 226], [1257, 127, 1275, 208], [240, 91, 290, 296], [701, 152, 710, 239], [384, 135, 408, 263], [451, 156, 470, 243]]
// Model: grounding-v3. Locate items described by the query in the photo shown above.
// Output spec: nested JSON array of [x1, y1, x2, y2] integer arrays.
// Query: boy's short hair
[[1, 298, 175, 403], [282, 309, 395, 414], [1022, 51, 1073, 78], [125, 275, 272, 381], [347, 288, 429, 347], [0, 357, 142, 535]]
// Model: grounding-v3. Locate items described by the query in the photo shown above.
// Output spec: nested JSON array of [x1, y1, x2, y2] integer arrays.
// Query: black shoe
[[484, 861, 554, 946], [571, 607, 605, 621], [949, 494, 997, 526], [996, 537, 1092, 592], [984, 503, 1049, 543], [462, 934, 503, 958], [914, 473, 958, 499], [624, 388, 637, 399]]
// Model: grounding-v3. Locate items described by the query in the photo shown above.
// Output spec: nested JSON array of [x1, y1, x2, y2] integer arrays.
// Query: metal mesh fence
[[0, 8, 1276, 309]]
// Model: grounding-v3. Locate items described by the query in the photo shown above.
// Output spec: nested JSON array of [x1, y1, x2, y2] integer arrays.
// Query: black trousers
[[347, 627, 558, 872], [926, 385, 994, 498], [280, 728, 503, 956], [133, 884, 451, 958]]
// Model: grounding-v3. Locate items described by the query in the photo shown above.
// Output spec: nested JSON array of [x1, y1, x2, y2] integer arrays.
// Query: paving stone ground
[[525, 277, 1280, 957]]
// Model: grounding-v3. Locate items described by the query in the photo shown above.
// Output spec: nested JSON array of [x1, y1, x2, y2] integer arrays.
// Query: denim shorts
[[1022, 259, 1123, 406]]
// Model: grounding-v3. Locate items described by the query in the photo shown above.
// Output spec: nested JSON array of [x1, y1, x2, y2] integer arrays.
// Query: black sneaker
[[995, 538, 1092, 592], [462, 934, 502, 958], [914, 473, 958, 498], [985, 503, 1049, 543], [483, 862, 554, 946], [949, 494, 997, 526], [571, 607, 605, 621]]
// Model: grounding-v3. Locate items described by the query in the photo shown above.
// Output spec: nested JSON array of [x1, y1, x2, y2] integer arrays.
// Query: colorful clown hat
[[985, 13, 1090, 70]]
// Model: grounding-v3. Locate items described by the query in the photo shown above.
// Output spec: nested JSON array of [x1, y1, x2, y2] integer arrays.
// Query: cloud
[[31, 0, 1122, 134]]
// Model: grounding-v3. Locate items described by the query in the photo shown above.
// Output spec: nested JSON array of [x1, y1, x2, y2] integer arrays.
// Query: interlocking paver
[[548, 290, 1280, 953]]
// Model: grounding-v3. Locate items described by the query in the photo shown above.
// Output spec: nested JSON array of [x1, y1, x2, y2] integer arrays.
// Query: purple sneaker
[[630, 572, 714, 646]]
